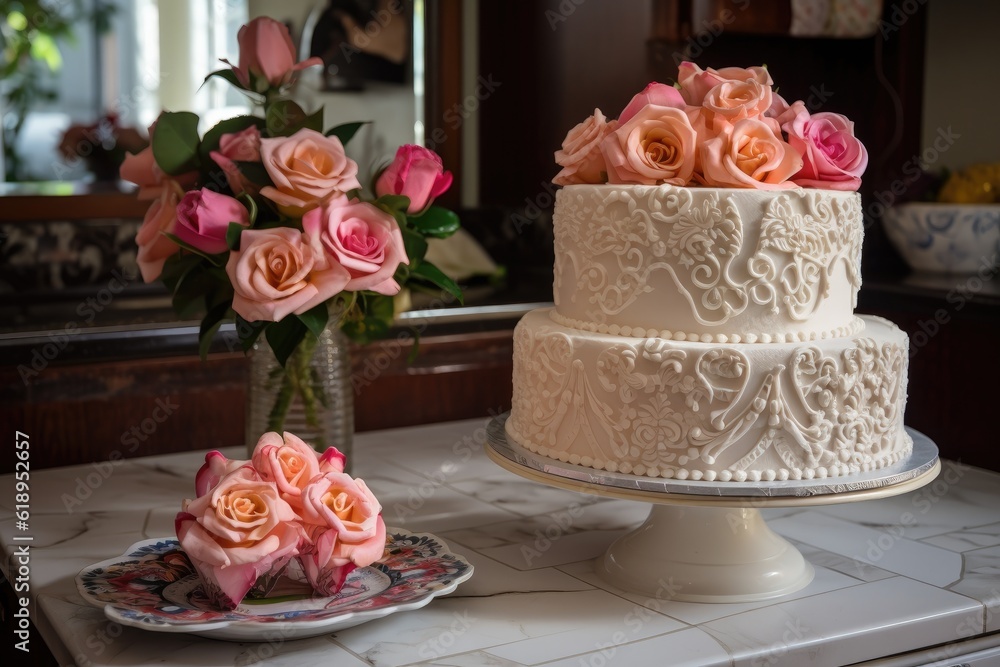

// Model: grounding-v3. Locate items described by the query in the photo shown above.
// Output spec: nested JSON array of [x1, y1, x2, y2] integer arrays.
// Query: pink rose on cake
[[553, 109, 617, 185], [700, 118, 802, 190], [251, 432, 321, 507], [781, 101, 869, 191], [175, 467, 304, 610], [297, 471, 387, 596], [600, 105, 697, 186], [618, 82, 685, 123]]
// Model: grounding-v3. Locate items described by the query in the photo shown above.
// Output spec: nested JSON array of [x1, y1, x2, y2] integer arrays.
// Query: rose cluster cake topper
[[175, 432, 385, 610], [554, 62, 868, 191]]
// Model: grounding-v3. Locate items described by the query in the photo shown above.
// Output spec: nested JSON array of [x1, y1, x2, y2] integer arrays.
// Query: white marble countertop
[[2, 418, 999, 666]]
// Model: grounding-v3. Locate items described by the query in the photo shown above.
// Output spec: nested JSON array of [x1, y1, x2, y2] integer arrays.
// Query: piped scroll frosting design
[[507, 310, 910, 481], [553, 185, 863, 339]]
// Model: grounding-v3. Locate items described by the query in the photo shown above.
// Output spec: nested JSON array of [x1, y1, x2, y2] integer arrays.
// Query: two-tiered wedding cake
[[506, 64, 911, 482]]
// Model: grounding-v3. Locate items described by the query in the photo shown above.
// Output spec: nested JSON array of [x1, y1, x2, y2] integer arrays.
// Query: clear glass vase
[[245, 324, 354, 468]]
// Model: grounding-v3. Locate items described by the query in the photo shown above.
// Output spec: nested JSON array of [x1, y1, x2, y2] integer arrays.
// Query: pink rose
[[553, 109, 617, 186], [173, 189, 250, 255], [600, 105, 697, 186], [677, 61, 772, 105], [303, 200, 408, 295], [251, 432, 320, 506], [195, 451, 250, 497], [135, 180, 185, 283], [618, 82, 685, 124], [259, 129, 362, 217], [782, 102, 868, 191], [175, 468, 303, 610], [375, 145, 453, 213], [209, 126, 262, 196], [226, 227, 350, 322], [700, 119, 803, 190], [228, 17, 322, 90], [318, 447, 347, 474], [297, 471, 386, 596]]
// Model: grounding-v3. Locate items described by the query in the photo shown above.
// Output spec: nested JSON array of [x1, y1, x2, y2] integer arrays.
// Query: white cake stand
[[486, 414, 940, 603]]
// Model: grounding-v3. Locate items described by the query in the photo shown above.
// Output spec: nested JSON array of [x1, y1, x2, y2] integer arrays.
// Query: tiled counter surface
[[2, 418, 998, 666]]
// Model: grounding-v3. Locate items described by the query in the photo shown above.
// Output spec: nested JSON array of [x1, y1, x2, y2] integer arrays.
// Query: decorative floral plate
[[76, 530, 474, 641]]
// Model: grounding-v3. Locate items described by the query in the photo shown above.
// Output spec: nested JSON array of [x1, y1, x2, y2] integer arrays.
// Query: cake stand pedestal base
[[598, 504, 813, 602], [486, 413, 940, 603]]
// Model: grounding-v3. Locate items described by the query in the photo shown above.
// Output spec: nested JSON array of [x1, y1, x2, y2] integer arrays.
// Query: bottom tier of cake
[[507, 308, 911, 481]]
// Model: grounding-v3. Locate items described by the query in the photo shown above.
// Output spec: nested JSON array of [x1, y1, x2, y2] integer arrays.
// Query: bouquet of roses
[[553, 62, 868, 191], [176, 433, 385, 609], [120, 17, 460, 435]]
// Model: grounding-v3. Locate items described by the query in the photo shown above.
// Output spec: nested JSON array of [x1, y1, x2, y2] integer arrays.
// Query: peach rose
[[209, 126, 262, 196], [677, 61, 772, 105], [135, 180, 185, 283], [553, 109, 616, 186], [228, 17, 322, 90], [600, 105, 697, 186], [782, 101, 868, 191], [700, 119, 802, 190], [226, 227, 350, 322], [259, 129, 362, 217], [175, 468, 303, 609], [297, 471, 386, 596], [303, 199, 408, 295], [251, 432, 320, 506], [194, 451, 249, 497]]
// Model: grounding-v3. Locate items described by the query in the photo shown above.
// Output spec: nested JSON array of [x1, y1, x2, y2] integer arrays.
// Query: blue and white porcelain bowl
[[882, 203, 1000, 273]]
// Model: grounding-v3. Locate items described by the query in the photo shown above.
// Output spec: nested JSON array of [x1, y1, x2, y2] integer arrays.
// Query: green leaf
[[410, 261, 464, 304], [235, 160, 274, 188], [152, 111, 202, 175], [226, 222, 245, 251], [235, 315, 267, 353], [265, 316, 308, 367], [401, 227, 428, 263], [159, 253, 203, 293], [325, 121, 368, 146], [304, 107, 325, 133], [204, 68, 246, 91], [198, 302, 230, 359], [296, 303, 329, 339], [266, 100, 315, 137], [409, 206, 460, 238], [162, 233, 226, 266], [238, 192, 258, 225], [376, 194, 411, 212], [199, 115, 265, 164], [340, 293, 394, 344]]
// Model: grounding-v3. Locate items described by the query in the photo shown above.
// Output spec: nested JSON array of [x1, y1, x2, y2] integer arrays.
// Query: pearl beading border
[[548, 310, 866, 344]]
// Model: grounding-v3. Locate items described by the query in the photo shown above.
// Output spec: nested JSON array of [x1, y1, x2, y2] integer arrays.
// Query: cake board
[[486, 413, 940, 603]]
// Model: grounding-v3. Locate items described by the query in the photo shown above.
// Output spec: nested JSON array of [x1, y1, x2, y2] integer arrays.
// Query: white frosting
[[553, 185, 863, 342], [507, 309, 911, 480]]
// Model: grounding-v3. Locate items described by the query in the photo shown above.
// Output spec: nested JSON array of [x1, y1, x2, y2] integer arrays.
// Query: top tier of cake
[[552, 184, 864, 343]]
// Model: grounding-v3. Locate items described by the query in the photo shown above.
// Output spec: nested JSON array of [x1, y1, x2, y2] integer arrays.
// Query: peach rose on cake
[[226, 227, 350, 322], [175, 468, 304, 610], [700, 118, 802, 190], [303, 199, 408, 295], [259, 129, 362, 217], [375, 144, 453, 213], [600, 105, 697, 186], [297, 471, 387, 596], [553, 109, 617, 185], [676, 61, 772, 105], [781, 101, 868, 190], [209, 126, 262, 196], [702, 79, 774, 130], [135, 180, 185, 283]]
